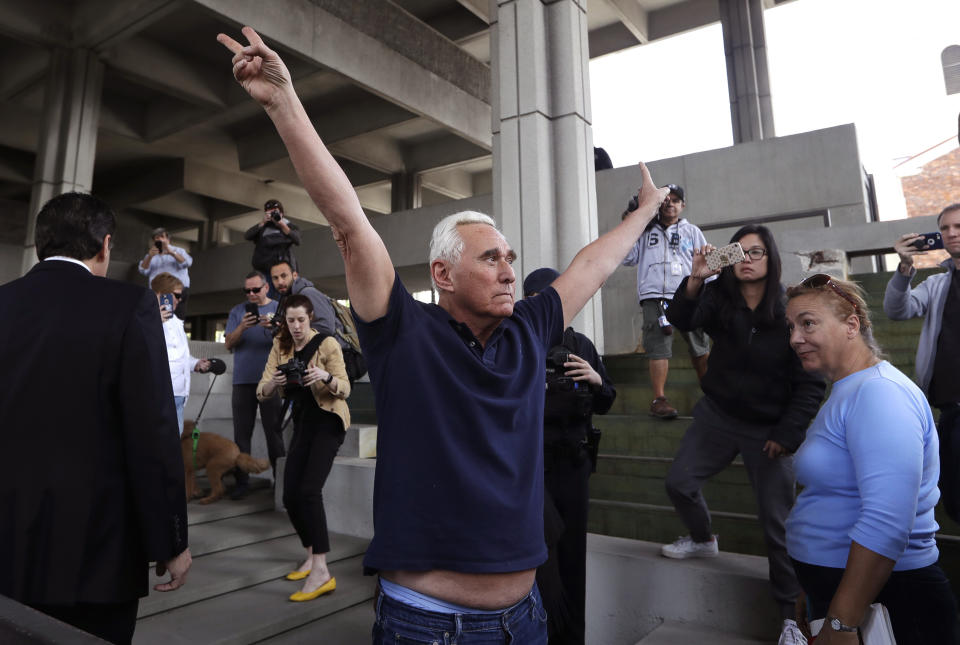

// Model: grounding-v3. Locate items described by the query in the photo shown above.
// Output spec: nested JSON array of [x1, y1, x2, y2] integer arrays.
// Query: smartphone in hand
[[159, 293, 176, 312], [911, 232, 944, 251], [244, 302, 260, 321], [705, 242, 746, 272]]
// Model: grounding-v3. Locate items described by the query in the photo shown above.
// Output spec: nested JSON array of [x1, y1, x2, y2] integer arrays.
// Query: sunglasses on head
[[799, 273, 860, 314], [243, 285, 264, 294]]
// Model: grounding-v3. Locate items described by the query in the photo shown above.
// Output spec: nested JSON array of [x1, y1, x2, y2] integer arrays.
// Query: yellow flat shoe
[[285, 569, 311, 581], [289, 577, 336, 602]]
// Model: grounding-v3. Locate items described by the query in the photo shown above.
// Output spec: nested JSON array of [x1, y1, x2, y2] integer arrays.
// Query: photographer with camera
[[524, 268, 615, 645], [884, 202, 960, 523], [621, 184, 709, 418], [662, 225, 825, 645], [257, 293, 350, 603], [139, 227, 192, 318], [224, 271, 284, 499], [246, 199, 301, 292]]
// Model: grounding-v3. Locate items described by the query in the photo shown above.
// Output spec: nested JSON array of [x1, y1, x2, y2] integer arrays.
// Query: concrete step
[[606, 386, 703, 417], [186, 478, 275, 526], [586, 535, 781, 643], [342, 424, 377, 459], [591, 455, 756, 513], [133, 554, 375, 645], [138, 532, 369, 619], [264, 601, 375, 644], [635, 620, 767, 644], [187, 510, 296, 558], [595, 415, 697, 456], [588, 499, 767, 557]]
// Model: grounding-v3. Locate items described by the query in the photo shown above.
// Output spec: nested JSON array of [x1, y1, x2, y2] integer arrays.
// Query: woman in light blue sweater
[[784, 274, 956, 645]]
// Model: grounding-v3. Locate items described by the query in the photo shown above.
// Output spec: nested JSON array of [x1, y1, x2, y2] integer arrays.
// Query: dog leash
[[192, 358, 227, 471]]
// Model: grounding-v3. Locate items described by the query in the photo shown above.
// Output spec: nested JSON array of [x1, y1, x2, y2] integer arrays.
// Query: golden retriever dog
[[181, 420, 270, 504]]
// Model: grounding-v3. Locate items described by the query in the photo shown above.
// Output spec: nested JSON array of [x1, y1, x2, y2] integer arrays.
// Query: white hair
[[428, 210, 498, 287]]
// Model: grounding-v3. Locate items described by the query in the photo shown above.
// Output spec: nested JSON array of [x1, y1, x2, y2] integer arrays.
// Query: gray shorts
[[641, 299, 710, 359]]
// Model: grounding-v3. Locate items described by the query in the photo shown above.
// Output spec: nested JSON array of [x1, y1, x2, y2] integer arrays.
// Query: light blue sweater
[[786, 362, 940, 571]]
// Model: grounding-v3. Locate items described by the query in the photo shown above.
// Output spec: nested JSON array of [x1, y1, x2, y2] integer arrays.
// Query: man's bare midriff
[[382, 569, 536, 610]]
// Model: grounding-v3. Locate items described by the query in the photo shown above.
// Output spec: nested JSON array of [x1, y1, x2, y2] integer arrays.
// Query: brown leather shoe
[[650, 396, 678, 419]]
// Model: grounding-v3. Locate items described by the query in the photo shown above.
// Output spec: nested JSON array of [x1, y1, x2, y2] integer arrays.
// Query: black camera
[[277, 358, 307, 388], [546, 346, 576, 392], [154, 240, 163, 251], [271, 210, 282, 222]]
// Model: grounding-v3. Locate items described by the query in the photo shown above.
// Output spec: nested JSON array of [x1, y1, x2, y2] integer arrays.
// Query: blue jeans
[[174, 396, 186, 437], [372, 583, 548, 644]]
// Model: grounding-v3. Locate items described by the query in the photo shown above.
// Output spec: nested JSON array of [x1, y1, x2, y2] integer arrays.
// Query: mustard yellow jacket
[[257, 330, 350, 430]]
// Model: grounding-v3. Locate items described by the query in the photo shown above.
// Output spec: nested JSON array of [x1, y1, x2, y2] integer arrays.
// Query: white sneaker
[[778, 619, 807, 645], [660, 535, 719, 559]]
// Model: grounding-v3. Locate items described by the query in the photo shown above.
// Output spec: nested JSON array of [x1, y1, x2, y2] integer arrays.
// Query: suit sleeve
[[119, 288, 188, 563]]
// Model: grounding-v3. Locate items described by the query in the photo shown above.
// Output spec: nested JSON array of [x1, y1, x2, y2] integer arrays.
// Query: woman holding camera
[[258, 293, 350, 602], [785, 276, 956, 644]]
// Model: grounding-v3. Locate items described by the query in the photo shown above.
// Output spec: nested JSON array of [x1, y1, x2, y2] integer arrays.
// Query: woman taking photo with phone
[[258, 294, 350, 602], [784, 275, 956, 644], [151, 272, 210, 436], [662, 225, 826, 645]]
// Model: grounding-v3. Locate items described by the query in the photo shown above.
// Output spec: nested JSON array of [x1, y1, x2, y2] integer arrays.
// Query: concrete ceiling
[[0, 0, 794, 240]]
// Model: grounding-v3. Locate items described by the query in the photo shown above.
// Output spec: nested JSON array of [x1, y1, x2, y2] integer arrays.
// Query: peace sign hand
[[216, 27, 291, 109]]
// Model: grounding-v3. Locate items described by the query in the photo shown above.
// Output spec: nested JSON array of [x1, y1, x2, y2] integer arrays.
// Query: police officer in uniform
[[524, 268, 616, 645]]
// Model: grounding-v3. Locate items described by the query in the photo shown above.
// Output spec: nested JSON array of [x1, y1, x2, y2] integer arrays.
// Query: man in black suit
[[0, 192, 192, 644]]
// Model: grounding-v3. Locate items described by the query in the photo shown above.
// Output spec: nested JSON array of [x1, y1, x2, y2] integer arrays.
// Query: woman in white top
[[152, 272, 210, 435]]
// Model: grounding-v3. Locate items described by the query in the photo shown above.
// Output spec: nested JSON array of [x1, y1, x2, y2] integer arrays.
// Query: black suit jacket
[[0, 260, 188, 605]]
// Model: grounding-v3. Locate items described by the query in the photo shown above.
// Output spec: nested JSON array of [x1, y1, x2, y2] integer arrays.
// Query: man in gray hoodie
[[622, 184, 710, 419], [269, 260, 338, 338], [884, 202, 960, 521]]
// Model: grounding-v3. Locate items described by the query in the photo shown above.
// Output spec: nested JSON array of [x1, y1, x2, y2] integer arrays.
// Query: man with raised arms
[[218, 26, 667, 643]]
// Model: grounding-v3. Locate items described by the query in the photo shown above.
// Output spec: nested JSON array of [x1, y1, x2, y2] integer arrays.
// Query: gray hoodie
[[284, 276, 338, 340], [622, 218, 707, 301], [883, 259, 956, 394]]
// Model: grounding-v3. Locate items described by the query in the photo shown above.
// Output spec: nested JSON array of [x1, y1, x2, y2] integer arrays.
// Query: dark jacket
[[246, 219, 301, 275], [667, 276, 825, 451], [543, 327, 616, 444], [0, 260, 188, 604]]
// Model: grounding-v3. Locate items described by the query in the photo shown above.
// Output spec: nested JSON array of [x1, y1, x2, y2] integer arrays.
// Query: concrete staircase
[[588, 270, 960, 619], [130, 346, 381, 644], [133, 482, 376, 644]]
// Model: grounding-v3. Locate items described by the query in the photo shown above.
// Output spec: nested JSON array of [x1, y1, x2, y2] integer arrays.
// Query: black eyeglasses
[[743, 247, 767, 260], [800, 274, 860, 314], [243, 285, 264, 294]]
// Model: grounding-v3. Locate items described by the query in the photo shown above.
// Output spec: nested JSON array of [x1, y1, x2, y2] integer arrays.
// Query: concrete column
[[22, 48, 104, 273], [491, 0, 602, 346], [390, 171, 422, 212], [719, 0, 774, 143]]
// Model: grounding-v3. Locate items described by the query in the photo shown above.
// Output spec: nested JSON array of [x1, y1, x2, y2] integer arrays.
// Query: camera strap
[[279, 333, 327, 428]]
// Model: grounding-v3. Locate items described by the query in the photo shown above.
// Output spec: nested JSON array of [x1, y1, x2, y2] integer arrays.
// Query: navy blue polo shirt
[[355, 273, 563, 573]]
